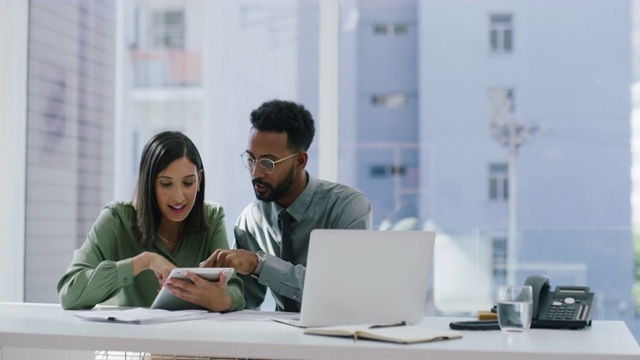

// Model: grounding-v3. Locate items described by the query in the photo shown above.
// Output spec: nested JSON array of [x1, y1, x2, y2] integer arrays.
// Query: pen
[[369, 321, 407, 329], [352, 321, 408, 342]]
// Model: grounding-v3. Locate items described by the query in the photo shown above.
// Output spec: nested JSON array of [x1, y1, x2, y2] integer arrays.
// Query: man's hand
[[200, 249, 259, 275], [164, 270, 232, 312]]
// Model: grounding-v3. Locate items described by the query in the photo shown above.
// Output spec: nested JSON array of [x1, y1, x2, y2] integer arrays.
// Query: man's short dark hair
[[250, 99, 315, 151]]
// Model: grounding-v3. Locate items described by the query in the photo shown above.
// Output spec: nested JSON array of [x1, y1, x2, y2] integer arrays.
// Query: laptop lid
[[297, 229, 436, 327]]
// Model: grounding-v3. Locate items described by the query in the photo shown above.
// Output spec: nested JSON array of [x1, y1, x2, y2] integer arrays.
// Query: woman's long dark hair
[[134, 131, 209, 247]]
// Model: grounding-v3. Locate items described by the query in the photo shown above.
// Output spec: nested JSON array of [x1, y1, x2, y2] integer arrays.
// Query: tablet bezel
[[149, 267, 235, 311]]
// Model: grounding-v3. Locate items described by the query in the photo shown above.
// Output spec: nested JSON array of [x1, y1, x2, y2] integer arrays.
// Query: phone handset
[[524, 274, 550, 320]]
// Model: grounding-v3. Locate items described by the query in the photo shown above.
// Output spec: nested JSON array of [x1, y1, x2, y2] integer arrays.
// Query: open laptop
[[273, 229, 436, 328]]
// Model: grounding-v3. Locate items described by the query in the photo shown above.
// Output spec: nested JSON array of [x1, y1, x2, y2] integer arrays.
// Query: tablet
[[149, 267, 235, 311]]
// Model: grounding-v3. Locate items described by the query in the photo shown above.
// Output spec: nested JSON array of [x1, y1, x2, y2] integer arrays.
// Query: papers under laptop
[[273, 229, 436, 328]]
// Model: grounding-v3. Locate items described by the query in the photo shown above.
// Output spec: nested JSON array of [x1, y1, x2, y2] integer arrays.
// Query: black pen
[[369, 321, 407, 329]]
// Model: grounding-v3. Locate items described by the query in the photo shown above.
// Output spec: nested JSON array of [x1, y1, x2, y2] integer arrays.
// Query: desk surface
[[0, 302, 638, 360]]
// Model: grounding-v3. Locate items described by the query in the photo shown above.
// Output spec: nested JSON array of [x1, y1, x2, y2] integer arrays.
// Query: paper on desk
[[73, 307, 219, 324]]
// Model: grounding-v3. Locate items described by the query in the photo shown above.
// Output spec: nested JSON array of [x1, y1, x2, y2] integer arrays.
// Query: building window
[[371, 93, 408, 108], [489, 14, 513, 53], [488, 162, 508, 201], [373, 23, 409, 36], [394, 23, 408, 35], [369, 165, 407, 178], [492, 237, 507, 281], [373, 23, 388, 35], [152, 10, 185, 49]]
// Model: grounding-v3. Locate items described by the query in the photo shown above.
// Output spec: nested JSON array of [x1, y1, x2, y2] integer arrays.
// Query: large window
[[4, 0, 638, 342], [342, 0, 637, 338]]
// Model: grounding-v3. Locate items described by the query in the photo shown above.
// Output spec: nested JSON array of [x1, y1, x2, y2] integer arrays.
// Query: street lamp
[[489, 90, 539, 285]]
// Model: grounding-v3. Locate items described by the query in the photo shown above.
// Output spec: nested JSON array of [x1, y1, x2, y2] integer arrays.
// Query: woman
[[57, 131, 244, 312]]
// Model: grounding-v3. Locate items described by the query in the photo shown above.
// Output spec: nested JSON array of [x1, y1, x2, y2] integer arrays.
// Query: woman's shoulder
[[104, 200, 135, 213], [88, 201, 137, 239], [203, 201, 225, 219], [101, 200, 136, 223]]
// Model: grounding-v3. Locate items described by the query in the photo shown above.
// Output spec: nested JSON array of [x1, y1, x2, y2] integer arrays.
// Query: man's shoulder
[[313, 178, 367, 199], [237, 200, 271, 223]]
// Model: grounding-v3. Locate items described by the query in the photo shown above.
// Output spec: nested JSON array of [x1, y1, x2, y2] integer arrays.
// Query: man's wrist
[[253, 251, 267, 276]]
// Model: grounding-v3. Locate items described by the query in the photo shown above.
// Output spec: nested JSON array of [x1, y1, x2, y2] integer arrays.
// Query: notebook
[[303, 322, 462, 344], [273, 229, 436, 328]]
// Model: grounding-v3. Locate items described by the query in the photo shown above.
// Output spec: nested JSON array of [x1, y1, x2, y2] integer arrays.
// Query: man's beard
[[252, 166, 295, 202]]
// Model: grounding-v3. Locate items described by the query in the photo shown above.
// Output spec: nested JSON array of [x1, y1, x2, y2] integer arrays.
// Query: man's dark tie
[[279, 211, 294, 262], [278, 210, 298, 312]]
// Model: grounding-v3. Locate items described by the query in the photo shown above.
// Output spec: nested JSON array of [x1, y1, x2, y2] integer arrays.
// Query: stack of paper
[[73, 307, 218, 324]]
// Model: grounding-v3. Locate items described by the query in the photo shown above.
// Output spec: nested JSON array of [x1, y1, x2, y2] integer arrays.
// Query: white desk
[[0, 302, 638, 360]]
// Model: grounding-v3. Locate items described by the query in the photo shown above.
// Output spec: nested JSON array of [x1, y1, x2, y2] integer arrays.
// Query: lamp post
[[489, 92, 538, 285]]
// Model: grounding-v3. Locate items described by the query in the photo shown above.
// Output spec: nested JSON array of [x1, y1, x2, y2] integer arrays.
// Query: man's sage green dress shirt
[[234, 174, 371, 311]]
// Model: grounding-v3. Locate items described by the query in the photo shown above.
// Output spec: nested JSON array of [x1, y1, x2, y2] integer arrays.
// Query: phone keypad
[[546, 299, 577, 320]]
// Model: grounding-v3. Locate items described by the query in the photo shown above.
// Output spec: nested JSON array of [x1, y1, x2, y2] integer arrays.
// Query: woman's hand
[[132, 251, 175, 286], [163, 270, 232, 312]]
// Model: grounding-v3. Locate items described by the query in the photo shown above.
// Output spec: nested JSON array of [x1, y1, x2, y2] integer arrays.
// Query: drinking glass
[[497, 285, 533, 332]]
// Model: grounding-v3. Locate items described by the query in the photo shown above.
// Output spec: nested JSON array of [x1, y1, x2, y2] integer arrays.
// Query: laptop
[[273, 229, 436, 328]]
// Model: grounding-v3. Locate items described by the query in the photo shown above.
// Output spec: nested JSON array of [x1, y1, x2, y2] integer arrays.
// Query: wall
[[0, 0, 28, 302], [25, 0, 116, 302]]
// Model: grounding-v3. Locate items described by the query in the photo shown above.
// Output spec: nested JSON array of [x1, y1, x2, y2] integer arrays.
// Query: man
[[202, 99, 371, 311]]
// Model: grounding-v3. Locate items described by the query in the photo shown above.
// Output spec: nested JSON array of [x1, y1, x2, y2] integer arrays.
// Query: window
[[371, 93, 408, 108], [5, 0, 635, 341], [373, 23, 409, 36], [394, 23, 408, 35], [373, 23, 388, 35], [152, 10, 185, 49], [489, 14, 513, 53], [492, 237, 507, 281], [488, 163, 508, 201]]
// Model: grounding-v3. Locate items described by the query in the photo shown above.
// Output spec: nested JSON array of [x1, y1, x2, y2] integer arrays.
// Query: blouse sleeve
[[56, 207, 136, 310]]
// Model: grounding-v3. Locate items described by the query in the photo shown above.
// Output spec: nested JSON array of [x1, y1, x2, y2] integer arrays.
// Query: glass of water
[[497, 285, 533, 332]]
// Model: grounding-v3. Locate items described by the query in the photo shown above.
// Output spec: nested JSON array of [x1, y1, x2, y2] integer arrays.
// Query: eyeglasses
[[240, 152, 300, 174]]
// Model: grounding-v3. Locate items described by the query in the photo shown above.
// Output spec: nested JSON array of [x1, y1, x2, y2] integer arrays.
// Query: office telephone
[[449, 275, 594, 331], [525, 275, 594, 329]]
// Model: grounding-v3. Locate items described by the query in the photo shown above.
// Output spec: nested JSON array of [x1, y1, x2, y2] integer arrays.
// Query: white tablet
[[149, 267, 235, 311]]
